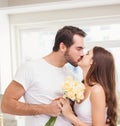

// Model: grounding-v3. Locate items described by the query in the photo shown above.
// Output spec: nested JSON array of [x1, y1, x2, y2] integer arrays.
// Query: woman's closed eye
[[86, 51, 89, 55]]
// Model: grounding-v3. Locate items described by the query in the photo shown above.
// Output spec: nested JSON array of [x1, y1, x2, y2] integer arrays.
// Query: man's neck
[[43, 52, 66, 67]]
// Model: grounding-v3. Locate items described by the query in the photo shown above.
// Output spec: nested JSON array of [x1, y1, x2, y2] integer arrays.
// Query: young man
[[1, 26, 86, 126]]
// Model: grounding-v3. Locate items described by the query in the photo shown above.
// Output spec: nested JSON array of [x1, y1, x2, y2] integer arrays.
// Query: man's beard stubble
[[64, 50, 78, 67]]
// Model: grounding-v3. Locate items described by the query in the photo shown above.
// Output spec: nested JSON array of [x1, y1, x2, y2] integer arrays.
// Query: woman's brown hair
[[86, 46, 118, 126]]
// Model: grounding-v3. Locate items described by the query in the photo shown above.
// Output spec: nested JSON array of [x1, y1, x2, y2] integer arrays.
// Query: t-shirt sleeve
[[13, 62, 33, 91]]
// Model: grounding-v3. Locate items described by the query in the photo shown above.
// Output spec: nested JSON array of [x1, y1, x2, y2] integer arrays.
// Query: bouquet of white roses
[[62, 76, 85, 102], [45, 76, 85, 126]]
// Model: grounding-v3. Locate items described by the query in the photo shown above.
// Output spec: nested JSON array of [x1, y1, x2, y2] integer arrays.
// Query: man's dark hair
[[53, 26, 86, 51]]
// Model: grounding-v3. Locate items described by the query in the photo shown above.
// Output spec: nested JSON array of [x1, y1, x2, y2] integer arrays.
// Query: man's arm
[[1, 80, 61, 116]]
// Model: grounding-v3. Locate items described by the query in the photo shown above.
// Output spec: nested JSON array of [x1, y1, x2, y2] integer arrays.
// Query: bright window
[[83, 24, 120, 42]]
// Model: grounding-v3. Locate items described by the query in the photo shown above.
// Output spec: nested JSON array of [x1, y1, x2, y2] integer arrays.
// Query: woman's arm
[[60, 98, 89, 126], [90, 85, 106, 126]]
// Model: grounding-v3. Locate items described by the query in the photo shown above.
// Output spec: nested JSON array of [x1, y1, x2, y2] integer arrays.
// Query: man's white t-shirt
[[13, 58, 73, 126]]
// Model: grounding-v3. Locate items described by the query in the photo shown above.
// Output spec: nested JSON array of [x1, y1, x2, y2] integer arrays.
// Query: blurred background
[[0, 0, 120, 126]]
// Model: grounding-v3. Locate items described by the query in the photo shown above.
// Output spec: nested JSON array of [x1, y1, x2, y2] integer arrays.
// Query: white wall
[[0, 14, 11, 94]]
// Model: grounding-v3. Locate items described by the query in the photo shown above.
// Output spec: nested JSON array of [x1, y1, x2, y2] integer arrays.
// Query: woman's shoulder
[[92, 83, 104, 92], [90, 84, 106, 109], [90, 84, 105, 99]]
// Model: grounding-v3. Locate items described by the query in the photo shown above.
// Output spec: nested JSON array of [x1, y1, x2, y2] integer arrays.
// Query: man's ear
[[59, 42, 67, 52]]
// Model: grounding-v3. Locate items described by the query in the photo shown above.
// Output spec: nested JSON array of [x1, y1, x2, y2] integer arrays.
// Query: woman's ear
[[90, 58, 93, 65]]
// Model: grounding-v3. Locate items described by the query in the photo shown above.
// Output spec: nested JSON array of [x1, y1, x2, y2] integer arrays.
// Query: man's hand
[[45, 99, 62, 117]]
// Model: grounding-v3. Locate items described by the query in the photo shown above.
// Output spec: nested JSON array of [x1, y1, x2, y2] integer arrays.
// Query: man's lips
[[78, 56, 83, 62]]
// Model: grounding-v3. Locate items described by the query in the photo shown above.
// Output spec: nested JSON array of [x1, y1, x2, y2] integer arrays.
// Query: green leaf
[[45, 117, 57, 126]]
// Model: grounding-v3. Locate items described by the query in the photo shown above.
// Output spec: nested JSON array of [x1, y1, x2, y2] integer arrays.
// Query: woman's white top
[[74, 94, 92, 125], [74, 92, 107, 126]]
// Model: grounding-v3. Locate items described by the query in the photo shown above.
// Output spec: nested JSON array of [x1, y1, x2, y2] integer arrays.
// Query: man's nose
[[80, 50, 84, 56]]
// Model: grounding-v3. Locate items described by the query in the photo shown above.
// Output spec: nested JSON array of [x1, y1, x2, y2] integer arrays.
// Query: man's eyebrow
[[77, 46, 85, 49]]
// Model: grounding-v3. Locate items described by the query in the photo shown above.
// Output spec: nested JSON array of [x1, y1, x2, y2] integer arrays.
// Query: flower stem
[[45, 116, 57, 126]]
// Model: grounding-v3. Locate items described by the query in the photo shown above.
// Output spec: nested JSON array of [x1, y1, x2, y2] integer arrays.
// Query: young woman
[[60, 46, 118, 126]]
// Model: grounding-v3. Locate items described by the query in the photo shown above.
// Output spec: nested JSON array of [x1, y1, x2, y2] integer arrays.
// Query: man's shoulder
[[17, 58, 44, 70]]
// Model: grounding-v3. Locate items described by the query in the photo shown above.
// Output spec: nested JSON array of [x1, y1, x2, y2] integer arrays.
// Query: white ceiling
[[2, 0, 120, 7], [0, 0, 120, 14]]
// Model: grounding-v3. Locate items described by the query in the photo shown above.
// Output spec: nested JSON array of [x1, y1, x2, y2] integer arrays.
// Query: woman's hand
[[59, 98, 74, 118]]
